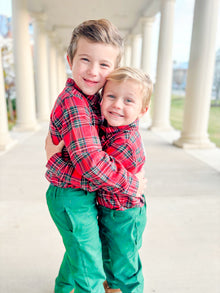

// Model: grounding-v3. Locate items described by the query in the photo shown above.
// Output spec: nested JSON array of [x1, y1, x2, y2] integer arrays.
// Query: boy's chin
[[106, 120, 123, 127], [83, 88, 101, 96]]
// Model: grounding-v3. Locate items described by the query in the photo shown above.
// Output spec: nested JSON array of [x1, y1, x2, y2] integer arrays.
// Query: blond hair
[[67, 19, 124, 67], [104, 67, 153, 110]]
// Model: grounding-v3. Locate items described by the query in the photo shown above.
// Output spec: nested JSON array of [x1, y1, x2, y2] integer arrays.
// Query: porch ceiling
[[27, 0, 160, 49]]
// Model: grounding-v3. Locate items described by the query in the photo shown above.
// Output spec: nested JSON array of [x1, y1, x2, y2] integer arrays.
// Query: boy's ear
[[138, 106, 148, 119], [67, 55, 72, 70]]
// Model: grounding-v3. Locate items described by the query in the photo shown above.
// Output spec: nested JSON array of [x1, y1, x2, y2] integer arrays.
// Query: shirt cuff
[[46, 152, 62, 168]]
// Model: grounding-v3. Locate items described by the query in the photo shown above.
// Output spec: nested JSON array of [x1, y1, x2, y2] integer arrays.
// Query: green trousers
[[46, 184, 105, 293], [98, 203, 147, 293]]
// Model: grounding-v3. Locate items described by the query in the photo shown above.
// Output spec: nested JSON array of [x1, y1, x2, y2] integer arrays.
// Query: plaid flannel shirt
[[45, 78, 139, 197], [97, 120, 146, 210]]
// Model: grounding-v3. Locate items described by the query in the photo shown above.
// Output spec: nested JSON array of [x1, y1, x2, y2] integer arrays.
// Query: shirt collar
[[101, 119, 139, 137], [66, 78, 101, 106]]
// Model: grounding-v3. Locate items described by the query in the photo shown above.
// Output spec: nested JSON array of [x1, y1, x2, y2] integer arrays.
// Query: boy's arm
[[103, 136, 145, 173], [45, 134, 146, 194], [47, 97, 140, 196]]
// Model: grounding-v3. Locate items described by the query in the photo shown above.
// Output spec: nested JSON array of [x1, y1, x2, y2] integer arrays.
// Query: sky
[[0, 0, 220, 65]]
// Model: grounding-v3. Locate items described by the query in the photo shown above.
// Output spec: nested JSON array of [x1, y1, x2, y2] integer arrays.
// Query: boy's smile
[[101, 79, 147, 127], [68, 38, 119, 96]]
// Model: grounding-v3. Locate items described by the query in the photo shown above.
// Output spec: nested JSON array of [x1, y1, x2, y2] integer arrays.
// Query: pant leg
[[98, 203, 147, 293], [54, 252, 75, 293], [46, 184, 105, 293]]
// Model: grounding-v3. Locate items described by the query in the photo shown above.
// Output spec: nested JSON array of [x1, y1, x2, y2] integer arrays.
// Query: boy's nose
[[87, 63, 98, 76], [112, 99, 122, 109]]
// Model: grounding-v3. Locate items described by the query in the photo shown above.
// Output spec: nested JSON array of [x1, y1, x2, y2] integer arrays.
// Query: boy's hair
[[104, 67, 153, 110], [67, 19, 124, 67]]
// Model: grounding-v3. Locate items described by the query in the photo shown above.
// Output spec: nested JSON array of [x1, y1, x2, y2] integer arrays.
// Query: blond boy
[[98, 67, 152, 293]]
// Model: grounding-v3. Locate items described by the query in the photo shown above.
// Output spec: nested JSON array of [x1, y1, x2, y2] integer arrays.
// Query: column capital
[[123, 35, 131, 47], [31, 12, 47, 30], [47, 30, 57, 44], [161, 0, 176, 3], [119, 29, 129, 38], [140, 16, 155, 25], [57, 43, 66, 55], [130, 33, 142, 40]]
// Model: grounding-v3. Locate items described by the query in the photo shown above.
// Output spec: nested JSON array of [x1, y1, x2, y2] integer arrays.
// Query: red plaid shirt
[[45, 78, 139, 197], [97, 120, 146, 210]]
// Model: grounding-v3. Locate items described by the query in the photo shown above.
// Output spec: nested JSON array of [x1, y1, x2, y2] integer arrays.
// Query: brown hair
[[104, 66, 153, 110], [67, 19, 124, 67]]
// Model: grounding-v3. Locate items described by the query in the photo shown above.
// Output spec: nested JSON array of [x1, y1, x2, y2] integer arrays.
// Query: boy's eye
[[81, 58, 89, 62], [100, 63, 109, 68], [125, 98, 134, 103], [107, 94, 115, 99]]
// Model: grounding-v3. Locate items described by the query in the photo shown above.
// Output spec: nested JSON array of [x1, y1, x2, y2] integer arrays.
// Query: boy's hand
[[135, 170, 147, 196], [45, 132, 65, 161]]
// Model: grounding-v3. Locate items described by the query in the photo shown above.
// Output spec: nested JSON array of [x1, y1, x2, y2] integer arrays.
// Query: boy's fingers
[[58, 140, 65, 149], [45, 132, 52, 149]]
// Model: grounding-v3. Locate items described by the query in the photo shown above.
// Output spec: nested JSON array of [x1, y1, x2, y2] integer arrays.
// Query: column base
[[37, 116, 50, 122], [13, 122, 40, 132], [150, 124, 174, 132], [0, 134, 17, 151], [139, 113, 152, 130], [173, 136, 216, 149]]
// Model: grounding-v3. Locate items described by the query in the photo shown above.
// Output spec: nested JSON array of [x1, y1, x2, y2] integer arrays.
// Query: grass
[[170, 95, 220, 147]]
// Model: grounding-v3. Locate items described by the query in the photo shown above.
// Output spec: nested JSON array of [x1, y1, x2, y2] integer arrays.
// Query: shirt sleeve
[[46, 153, 99, 191], [46, 96, 139, 196], [104, 135, 145, 172]]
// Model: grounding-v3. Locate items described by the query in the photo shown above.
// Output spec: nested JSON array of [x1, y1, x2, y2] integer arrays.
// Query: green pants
[[46, 184, 105, 293], [98, 203, 147, 293]]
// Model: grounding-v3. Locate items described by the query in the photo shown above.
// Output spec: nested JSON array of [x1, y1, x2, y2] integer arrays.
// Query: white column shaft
[[12, 0, 38, 130], [174, 0, 220, 148], [33, 18, 50, 121], [57, 51, 66, 93], [124, 44, 131, 67], [48, 37, 58, 109], [152, 0, 176, 130], [141, 17, 155, 76], [131, 34, 142, 69], [140, 17, 155, 129]]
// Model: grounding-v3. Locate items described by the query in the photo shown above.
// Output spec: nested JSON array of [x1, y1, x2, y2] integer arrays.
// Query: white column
[[140, 17, 155, 129], [151, 0, 176, 131], [124, 44, 131, 67], [61, 52, 67, 86], [123, 36, 132, 67], [141, 17, 155, 76], [47, 32, 58, 109], [12, 0, 38, 131], [57, 47, 67, 93], [0, 48, 15, 150], [131, 34, 142, 69], [174, 0, 220, 149], [33, 14, 50, 121]]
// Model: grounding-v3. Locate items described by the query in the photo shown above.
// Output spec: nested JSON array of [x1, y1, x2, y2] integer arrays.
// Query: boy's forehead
[[106, 78, 141, 88], [104, 79, 144, 100], [76, 37, 119, 61]]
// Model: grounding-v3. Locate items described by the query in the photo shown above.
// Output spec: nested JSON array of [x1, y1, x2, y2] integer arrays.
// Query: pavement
[[0, 122, 220, 293]]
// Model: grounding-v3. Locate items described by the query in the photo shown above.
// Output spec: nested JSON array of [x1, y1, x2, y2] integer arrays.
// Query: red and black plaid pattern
[[45, 78, 139, 197], [97, 120, 146, 210]]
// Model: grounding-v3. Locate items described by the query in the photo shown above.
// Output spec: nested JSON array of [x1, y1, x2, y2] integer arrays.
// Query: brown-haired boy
[[45, 20, 145, 293]]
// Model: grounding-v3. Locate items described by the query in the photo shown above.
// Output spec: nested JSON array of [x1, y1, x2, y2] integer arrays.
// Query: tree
[[1, 37, 16, 122]]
